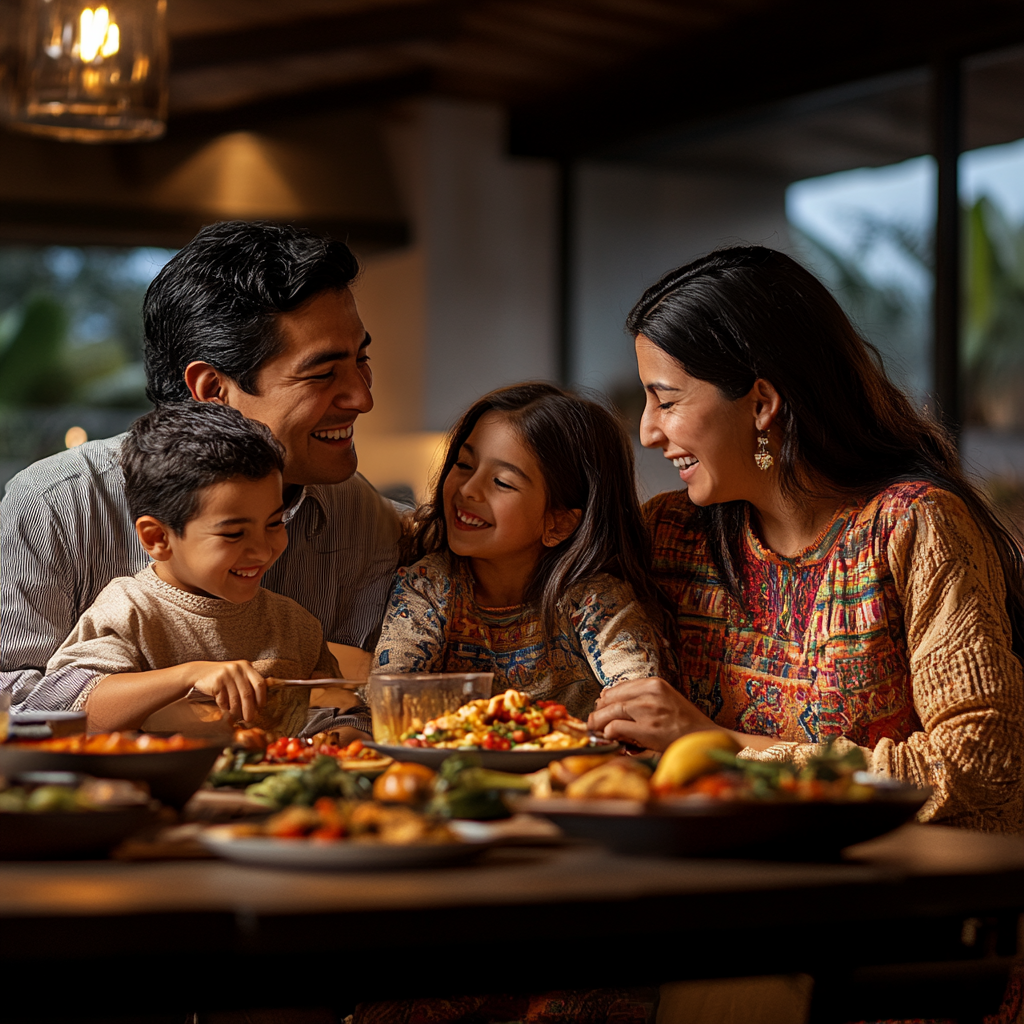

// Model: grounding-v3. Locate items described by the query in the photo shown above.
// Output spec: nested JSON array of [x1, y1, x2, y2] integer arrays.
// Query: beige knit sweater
[[47, 564, 339, 714]]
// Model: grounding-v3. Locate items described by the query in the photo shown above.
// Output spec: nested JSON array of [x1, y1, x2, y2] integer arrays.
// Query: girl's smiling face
[[443, 411, 559, 571], [635, 334, 764, 507]]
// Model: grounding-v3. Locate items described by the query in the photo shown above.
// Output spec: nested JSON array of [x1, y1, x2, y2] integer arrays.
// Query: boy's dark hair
[[121, 403, 285, 534], [409, 382, 666, 635], [143, 221, 360, 405]]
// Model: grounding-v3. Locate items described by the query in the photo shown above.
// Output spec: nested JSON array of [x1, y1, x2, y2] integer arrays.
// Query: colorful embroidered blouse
[[372, 552, 666, 719], [646, 482, 1024, 832]]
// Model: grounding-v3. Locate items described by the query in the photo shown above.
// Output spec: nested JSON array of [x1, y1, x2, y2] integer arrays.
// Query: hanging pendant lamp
[[9, 0, 167, 142]]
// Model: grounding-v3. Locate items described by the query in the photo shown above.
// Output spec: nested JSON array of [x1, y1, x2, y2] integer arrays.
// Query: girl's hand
[[588, 678, 720, 752], [189, 660, 267, 724]]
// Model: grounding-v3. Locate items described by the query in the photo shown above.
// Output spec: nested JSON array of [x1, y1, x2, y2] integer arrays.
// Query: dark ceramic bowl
[[0, 805, 157, 859], [513, 781, 928, 860], [0, 743, 223, 808]]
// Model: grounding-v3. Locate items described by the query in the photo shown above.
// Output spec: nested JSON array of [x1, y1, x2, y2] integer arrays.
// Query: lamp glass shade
[[10, 0, 167, 142]]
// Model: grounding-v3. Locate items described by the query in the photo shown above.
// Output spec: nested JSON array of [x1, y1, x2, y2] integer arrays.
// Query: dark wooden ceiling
[[164, 0, 1024, 159]]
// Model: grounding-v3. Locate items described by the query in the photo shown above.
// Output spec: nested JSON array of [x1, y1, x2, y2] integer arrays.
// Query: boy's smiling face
[[139, 473, 289, 603]]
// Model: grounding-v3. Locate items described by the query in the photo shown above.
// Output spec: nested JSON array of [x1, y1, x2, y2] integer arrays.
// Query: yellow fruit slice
[[650, 729, 741, 792]]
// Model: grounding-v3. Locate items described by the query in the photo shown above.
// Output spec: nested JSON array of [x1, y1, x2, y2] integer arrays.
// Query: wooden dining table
[[1, 823, 1023, 1024]]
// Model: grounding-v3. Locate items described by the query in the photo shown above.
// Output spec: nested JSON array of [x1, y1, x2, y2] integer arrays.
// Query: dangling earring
[[755, 429, 773, 471]]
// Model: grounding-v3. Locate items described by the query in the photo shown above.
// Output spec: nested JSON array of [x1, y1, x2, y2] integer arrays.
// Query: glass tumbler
[[366, 673, 494, 746]]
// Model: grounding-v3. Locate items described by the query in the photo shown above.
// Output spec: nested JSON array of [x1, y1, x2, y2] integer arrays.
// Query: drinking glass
[[367, 673, 494, 745]]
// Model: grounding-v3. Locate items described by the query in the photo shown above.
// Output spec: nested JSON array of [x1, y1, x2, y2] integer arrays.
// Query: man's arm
[[1, 439, 145, 712], [0, 475, 82, 710]]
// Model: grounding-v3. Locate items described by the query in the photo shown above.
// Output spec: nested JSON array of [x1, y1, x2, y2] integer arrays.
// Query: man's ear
[[751, 378, 782, 431], [542, 508, 582, 548], [135, 516, 175, 561], [184, 361, 230, 404]]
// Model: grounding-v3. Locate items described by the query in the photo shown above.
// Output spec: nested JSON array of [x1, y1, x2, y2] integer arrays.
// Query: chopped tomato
[[309, 823, 345, 840], [691, 774, 736, 798], [511, 730, 527, 744], [541, 704, 568, 722], [482, 733, 511, 751]]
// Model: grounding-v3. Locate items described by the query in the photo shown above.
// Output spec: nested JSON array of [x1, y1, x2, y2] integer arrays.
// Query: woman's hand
[[588, 678, 720, 752]]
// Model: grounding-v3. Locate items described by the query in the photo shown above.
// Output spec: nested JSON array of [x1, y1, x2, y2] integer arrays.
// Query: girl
[[373, 382, 670, 719]]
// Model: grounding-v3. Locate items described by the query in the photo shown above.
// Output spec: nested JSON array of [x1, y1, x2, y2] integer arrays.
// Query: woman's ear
[[184, 361, 230, 404], [751, 378, 782, 431], [542, 508, 582, 548], [135, 516, 175, 561]]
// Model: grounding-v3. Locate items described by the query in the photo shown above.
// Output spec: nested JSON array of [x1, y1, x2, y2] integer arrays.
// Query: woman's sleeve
[[371, 563, 448, 675], [569, 576, 667, 689], [874, 491, 1024, 831]]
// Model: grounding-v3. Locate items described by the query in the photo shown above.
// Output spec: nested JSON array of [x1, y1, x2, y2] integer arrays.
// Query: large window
[[0, 246, 174, 489], [787, 136, 1024, 539]]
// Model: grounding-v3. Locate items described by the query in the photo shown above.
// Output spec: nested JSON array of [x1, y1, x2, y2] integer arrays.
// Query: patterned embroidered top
[[646, 482, 1024, 832], [373, 552, 666, 720]]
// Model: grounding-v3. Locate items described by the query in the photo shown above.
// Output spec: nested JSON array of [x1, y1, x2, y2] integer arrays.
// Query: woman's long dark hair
[[408, 382, 663, 635], [626, 245, 1024, 657]]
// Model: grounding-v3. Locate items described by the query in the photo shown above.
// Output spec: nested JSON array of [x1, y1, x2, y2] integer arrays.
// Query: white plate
[[200, 828, 490, 870]]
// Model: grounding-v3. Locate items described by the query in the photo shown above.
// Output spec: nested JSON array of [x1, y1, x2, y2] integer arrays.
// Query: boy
[[47, 403, 355, 736]]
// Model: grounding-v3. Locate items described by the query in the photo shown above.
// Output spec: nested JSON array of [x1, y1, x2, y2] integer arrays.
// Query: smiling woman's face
[[635, 334, 760, 506]]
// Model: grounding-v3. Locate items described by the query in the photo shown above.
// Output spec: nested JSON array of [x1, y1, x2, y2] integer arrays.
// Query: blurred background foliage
[[0, 246, 173, 476], [794, 193, 1024, 431], [794, 193, 1024, 540]]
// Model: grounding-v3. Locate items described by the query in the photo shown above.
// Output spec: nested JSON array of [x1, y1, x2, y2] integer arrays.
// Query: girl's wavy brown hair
[[406, 382, 664, 635]]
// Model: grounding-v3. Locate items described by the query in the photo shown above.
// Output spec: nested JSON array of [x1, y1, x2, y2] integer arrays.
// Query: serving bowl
[[513, 779, 928, 859], [0, 743, 222, 808], [0, 805, 157, 859]]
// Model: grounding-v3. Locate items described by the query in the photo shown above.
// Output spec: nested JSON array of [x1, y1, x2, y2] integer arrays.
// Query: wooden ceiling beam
[[507, 0, 1024, 158], [171, 1, 467, 73], [166, 70, 433, 141]]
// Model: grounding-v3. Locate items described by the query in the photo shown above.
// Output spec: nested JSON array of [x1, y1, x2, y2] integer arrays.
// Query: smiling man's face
[[221, 287, 373, 487]]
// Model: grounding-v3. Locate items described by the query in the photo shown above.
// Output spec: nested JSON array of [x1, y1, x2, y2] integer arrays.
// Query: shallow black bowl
[[0, 744, 222, 808], [514, 783, 928, 860], [0, 806, 157, 859]]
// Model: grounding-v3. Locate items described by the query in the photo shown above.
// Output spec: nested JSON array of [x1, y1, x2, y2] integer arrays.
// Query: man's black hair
[[143, 220, 360, 405], [122, 402, 285, 534]]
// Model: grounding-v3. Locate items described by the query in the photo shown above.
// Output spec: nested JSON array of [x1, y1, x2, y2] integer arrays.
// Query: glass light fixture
[[9, 0, 167, 142]]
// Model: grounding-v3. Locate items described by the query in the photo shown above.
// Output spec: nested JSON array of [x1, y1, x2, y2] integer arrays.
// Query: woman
[[589, 245, 1024, 833]]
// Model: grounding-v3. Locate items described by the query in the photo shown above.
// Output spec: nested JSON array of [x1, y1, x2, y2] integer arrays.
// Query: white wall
[[569, 163, 791, 498], [416, 101, 559, 431], [352, 99, 559, 499]]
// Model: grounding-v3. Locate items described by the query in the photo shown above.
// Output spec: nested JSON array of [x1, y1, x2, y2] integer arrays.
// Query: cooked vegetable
[[401, 689, 591, 752], [225, 797, 455, 845], [244, 755, 372, 810], [373, 762, 437, 804], [564, 760, 651, 800], [427, 753, 533, 820], [0, 776, 149, 812], [9, 732, 205, 754]]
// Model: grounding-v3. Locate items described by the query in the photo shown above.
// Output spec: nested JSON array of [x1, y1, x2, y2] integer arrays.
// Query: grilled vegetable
[[427, 753, 533, 820], [244, 755, 371, 810]]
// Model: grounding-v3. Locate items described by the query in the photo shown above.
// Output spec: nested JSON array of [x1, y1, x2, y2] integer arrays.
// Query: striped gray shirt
[[1, 434, 401, 714]]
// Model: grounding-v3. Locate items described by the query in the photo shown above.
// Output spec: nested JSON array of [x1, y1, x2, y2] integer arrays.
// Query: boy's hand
[[188, 661, 267, 723]]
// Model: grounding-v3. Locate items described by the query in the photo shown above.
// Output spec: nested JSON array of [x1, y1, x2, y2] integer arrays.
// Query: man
[[1, 221, 401, 712]]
